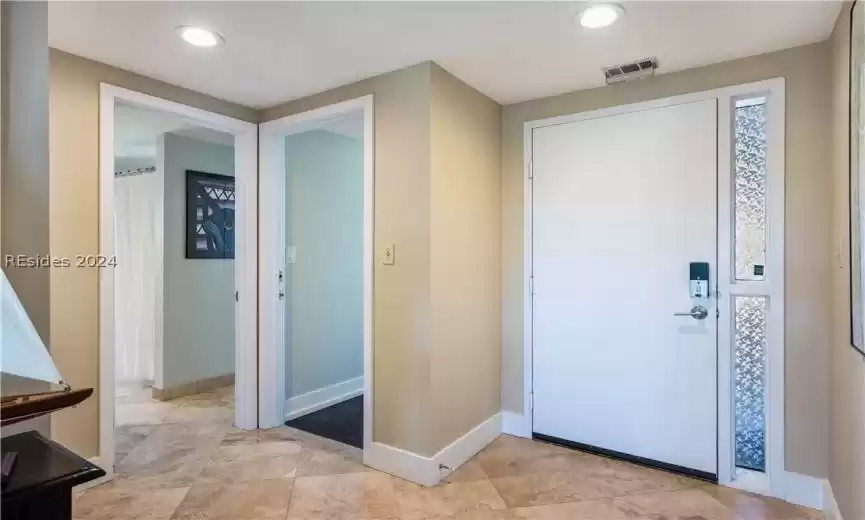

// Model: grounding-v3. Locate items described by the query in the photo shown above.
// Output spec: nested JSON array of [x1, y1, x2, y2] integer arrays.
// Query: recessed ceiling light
[[579, 3, 624, 29], [177, 26, 224, 48]]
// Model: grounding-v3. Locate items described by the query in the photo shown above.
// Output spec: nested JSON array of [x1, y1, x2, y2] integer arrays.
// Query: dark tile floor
[[285, 395, 363, 448]]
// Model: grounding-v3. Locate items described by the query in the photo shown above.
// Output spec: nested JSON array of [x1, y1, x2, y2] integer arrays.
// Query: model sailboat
[[1, 269, 92, 426]]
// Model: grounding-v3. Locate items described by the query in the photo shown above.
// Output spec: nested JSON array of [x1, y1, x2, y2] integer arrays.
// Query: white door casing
[[258, 96, 374, 451], [531, 99, 719, 476]]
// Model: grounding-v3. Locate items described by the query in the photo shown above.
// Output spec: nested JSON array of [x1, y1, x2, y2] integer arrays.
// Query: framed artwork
[[850, 0, 865, 356], [186, 170, 235, 259]]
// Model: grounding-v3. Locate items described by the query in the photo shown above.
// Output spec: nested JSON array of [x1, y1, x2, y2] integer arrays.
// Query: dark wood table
[[1, 430, 106, 520]]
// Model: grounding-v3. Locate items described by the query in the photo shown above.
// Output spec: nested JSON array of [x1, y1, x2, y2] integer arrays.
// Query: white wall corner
[[501, 411, 531, 438], [284, 376, 363, 421], [364, 413, 502, 487], [783, 471, 826, 511], [822, 479, 843, 520]]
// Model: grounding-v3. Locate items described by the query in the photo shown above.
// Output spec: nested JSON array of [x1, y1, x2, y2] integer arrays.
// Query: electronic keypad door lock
[[689, 262, 710, 299]]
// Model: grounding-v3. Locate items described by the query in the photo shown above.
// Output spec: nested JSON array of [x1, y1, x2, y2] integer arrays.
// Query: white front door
[[531, 99, 718, 477]]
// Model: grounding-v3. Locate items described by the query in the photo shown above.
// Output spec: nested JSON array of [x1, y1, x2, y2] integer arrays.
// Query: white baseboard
[[495, 412, 836, 515], [784, 471, 826, 511], [501, 411, 531, 438], [823, 479, 843, 520], [364, 441, 440, 487], [364, 413, 501, 487], [435, 413, 501, 478], [284, 376, 363, 421]]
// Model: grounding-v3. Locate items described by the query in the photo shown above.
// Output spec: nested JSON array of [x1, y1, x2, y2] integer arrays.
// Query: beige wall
[[264, 62, 435, 454], [501, 43, 833, 478], [1, 1, 52, 436], [264, 62, 502, 457], [1, 1, 50, 339], [428, 64, 501, 454], [48, 49, 257, 457], [48, 50, 501, 460], [829, 5, 865, 519]]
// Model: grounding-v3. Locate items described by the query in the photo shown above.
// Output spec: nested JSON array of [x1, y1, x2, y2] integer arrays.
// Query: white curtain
[[114, 169, 163, 385]]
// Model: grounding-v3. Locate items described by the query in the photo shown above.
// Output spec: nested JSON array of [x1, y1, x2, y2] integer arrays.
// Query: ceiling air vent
[[602, 57, 659, 85]]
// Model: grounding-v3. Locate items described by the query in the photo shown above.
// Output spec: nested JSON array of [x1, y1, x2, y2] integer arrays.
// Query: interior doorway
[[111, 100, 238, 476], [99, 85, 258, 476], [259, 96, 373, 452]]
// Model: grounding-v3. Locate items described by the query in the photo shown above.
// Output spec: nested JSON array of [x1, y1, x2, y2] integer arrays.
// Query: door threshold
[[532, 433, 718, 483]]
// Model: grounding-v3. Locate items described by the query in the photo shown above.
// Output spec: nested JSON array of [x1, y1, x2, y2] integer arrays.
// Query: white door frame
[[98, 84, 259, 477], [258, 95, 374, 451], [522, 78, 785, 497]]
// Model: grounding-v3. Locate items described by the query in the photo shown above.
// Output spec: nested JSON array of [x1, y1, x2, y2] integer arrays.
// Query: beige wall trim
[[152, 373, 235, 401], [364, 413, 502, 487]]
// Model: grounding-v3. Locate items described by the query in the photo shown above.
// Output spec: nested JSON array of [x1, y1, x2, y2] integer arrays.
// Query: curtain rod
[[115, 166, 156, 178]]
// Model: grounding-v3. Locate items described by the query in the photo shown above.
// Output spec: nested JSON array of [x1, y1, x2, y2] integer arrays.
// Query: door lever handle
[[673, 305, 708, 320]]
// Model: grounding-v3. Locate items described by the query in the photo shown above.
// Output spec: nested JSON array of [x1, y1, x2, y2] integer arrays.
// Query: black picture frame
[[849, 0, 865, 356], [185, 170, 235, 259]]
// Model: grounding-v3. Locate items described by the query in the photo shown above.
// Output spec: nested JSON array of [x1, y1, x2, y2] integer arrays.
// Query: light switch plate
[[287, 245, 297, 264], [383, 245, 395, 266]]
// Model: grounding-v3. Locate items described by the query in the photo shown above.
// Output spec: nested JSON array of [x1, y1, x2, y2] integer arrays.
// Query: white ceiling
[[49, 2, 841, 109], [115, 102, 234, 158]]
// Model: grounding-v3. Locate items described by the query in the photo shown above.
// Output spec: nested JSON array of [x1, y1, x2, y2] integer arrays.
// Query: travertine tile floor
[[76, 388, 824, 520]]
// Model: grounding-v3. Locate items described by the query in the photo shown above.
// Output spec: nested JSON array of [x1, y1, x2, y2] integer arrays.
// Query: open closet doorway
[[99, 85, 258, 476], [259, 96, 373, 452]]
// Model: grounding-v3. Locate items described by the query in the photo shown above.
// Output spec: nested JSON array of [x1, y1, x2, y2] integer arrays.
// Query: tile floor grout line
[[167, 485, 193, 520], [282, 475, 298, 520], [392, 476, 406, 520], [481, 472, 510, 512]]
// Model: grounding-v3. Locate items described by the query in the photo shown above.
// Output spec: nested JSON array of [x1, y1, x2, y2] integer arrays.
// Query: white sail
[[0, 268, 62, 384]]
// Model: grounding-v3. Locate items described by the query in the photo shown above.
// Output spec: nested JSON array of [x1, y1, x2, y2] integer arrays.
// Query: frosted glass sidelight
[[734, 99, 768, 281], [734, 296, 767, 472]]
